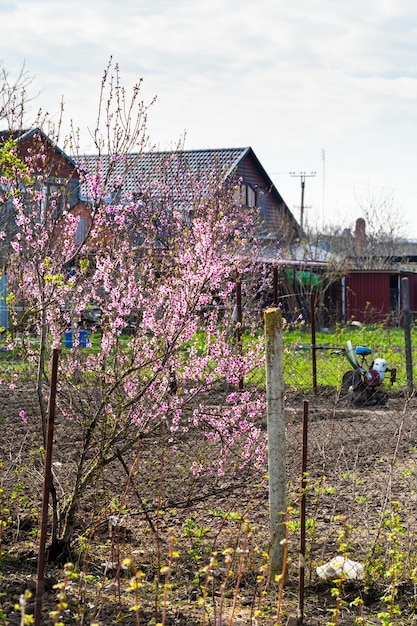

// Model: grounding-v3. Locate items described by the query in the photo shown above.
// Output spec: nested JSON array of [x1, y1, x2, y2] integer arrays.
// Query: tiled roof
[[76, 148, 251, 198], [0, 128, 33, 142]]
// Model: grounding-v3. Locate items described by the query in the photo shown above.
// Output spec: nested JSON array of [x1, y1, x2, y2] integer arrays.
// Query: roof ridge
[[78, 147, 250, 158]]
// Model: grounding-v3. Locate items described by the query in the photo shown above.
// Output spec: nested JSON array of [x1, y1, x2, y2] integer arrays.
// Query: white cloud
[[1, 0, 417, 234]]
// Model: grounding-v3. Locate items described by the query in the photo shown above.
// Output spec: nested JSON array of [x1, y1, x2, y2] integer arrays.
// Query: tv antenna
[[290, 171, 316, 231]]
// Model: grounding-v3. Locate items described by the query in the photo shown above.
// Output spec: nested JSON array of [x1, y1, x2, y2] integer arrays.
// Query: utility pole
[[290, 171, 316, 232]]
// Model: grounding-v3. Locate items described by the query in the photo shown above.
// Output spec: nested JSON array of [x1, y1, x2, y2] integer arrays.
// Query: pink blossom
[[2, 69, 269, 490]]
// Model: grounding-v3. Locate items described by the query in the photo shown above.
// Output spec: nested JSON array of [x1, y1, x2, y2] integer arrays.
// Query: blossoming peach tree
[[0, 62, 269, 554]]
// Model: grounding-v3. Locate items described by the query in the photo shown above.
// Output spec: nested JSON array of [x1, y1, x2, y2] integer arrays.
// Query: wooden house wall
[[18, 133, 76, 179], [235, 156, 298, 242]]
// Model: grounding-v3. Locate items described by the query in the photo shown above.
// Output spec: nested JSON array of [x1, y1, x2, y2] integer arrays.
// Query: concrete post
[[264, 306, 287, 577]]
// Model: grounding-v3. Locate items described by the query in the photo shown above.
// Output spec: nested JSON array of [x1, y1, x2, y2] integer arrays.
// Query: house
[[0, 128, 79, 203], [0, 128, 88, 248], [0, 131, 302, 328], [0, 131, 300, 250], [77, 146, 301, 248], [77, 147, 305, 321], [0, 128, 89, 330]]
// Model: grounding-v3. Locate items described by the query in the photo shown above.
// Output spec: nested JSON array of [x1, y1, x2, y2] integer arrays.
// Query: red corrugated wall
[[345, 273, 391, 324], [405, 273, 417, 313]]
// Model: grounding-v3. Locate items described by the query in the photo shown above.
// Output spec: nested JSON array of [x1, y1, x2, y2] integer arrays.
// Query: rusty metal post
[[310, 292, 317, 393], [273, 266, 278, 307], [298, 399, 309, 624], [236, 280, 244, 391], [34, 348, 60, 626], [402, 277, 414, 395]]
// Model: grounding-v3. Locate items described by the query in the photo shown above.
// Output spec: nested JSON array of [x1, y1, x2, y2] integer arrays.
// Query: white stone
[[316, 556, 364, 581]]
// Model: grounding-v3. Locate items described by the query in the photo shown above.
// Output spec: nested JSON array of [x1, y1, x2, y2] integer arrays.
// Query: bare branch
[[0, 61, 36, 130]]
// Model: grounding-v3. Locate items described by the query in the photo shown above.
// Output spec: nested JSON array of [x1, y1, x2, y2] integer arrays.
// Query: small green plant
[[0, 465, 12, 566], [377, 503, 405, 624], [50, 562, 78, 625], [351, 596, 366, 624], [325, 516, 352, 626], [14, 589, 34, 625], [124, 557, 146, 620], [183, 518, 211, 565], [366, 501, 410, 625]]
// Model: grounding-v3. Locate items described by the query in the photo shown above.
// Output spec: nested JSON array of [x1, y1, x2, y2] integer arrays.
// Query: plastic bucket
[[78, 330, 89, 348], [64, 331, 73, 348]]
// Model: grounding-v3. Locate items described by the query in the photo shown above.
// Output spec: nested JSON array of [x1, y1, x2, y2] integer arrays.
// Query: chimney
[[354, 218, 366, 256]]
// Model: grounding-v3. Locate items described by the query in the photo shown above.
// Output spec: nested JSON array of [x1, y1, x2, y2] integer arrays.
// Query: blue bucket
[[78, 330, 89, 348], [64, 331, 73, 348]]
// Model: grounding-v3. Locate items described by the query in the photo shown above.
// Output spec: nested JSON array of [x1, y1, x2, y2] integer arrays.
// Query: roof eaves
[[4, 127, 77, 169]]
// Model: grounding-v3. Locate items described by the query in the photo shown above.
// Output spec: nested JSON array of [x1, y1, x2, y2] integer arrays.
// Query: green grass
[[283, 323, 413, 391], [0, 323, 415, 393], [0, 344, 36, 382]]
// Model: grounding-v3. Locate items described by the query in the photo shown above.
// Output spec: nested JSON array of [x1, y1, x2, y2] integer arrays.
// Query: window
[[236, 182, 257, 208], [75, 216, 88, 244], [40, 179, 67, 222], [258, 190, 267, 224]]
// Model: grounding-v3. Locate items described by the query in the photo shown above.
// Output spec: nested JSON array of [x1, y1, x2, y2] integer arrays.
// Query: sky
[[2, 0, 417, 237]]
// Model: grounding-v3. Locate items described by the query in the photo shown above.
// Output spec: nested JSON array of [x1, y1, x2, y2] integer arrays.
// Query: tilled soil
[[0, 383, 416, 625]]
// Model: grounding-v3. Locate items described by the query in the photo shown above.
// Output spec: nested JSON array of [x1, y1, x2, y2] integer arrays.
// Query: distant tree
[[0, 63, 39, 268], [0, 61, 35, 127], [313, 188, 406, 270]]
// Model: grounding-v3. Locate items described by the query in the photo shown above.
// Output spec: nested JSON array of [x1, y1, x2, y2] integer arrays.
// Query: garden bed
[[0, 383, 416, 624]]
